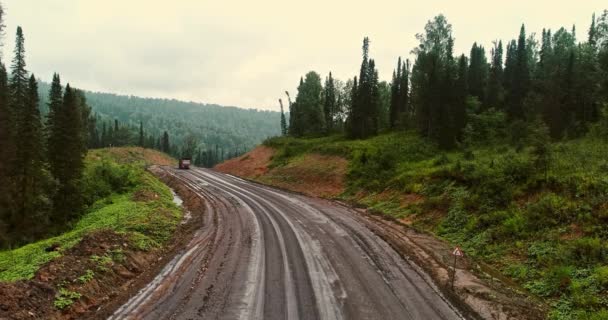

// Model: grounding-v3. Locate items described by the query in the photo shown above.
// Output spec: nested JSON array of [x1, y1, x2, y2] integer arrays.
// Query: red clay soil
[[216, 146, 348, 198], [0, 230, 163, 320], [260, 154, 348, 198], [215, 146, 275, 178]]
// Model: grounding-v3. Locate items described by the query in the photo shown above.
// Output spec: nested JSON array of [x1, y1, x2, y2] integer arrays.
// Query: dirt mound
[[215, 146, 274, 178], [259, 154, 348, 198], [216, 146, 348, 198]]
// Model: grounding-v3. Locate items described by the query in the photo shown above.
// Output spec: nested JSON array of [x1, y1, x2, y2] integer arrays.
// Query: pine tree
[[279, 99, 287, 135], [0, 60, 15, 240], [323, 72, 337, 133], [51, 84, 85, 223], [13, 74, 49, 240], [487, 41, 504, 109], [139, 121, 144, 147], [468, 43, 488, 106], [454, 54, 468, 139], [389, 58, 402, 128], [349, 37, 380, 138], [507, 25, 530, 120], [46, 73, 63, 174], [589, 13, 597, 47], [162, 131, 170, 153], [8, 27, 51, 240]]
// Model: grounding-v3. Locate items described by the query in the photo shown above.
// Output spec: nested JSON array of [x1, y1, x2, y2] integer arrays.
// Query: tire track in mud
[[111, 167, 465, 320]]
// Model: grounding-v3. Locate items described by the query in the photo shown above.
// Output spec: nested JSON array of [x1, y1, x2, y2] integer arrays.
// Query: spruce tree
[[389, 58, 401, 128], [46, 73, 63, 175], [507, 25, 530, 120], [323, 72, 337, 133], [468, 43, 488, 106], [487, 41, 504, 109], [0, 60, 14, 240], [162, 131, 170, 153], [398, 60, 410, 126], [279, 98, 287, 135], [349, 37, 380, 138], [139, 121, 144, 147], [51, 84, 85, 223], [8, 28, 50, 240]]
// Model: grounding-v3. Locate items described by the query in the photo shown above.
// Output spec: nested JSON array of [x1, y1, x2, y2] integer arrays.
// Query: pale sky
[[1, 1, 605, 111]]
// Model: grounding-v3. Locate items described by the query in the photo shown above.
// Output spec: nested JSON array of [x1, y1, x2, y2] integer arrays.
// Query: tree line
[[281, 11, 608, 150], [0, 20, 92, 246]]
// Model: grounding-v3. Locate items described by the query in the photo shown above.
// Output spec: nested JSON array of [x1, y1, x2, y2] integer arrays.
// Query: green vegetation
[[0, 149, 182, 282], [78, 269, 94, 284], [54, 288, 82, 310], [266, 129, 608, 319]]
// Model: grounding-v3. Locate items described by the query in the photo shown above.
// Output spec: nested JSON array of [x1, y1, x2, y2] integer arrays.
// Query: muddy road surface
[[111, 167, 464, 320]]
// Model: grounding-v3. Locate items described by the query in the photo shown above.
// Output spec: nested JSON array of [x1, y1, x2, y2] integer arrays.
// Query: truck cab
[[179, 158, 191, 169]]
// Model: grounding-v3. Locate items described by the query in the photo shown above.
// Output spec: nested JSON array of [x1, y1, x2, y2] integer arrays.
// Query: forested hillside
[[37, 83, 282, 162]]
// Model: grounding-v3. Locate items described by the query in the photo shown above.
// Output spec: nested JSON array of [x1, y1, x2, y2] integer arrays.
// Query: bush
[[567, 238, 605, 266], [525, 193, 573, 231]]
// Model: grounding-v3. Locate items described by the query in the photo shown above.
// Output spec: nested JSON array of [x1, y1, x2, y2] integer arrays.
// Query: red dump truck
[[179, 158, 191, 169]]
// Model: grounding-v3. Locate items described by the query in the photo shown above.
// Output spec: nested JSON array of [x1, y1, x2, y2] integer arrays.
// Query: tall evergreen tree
[[162, 131, 170, 153], [506, 25, 531, 120], [139, 121, 144, 147], [0, 60, 14, 241], [349, 37, 380, 138], [279, 98, 288, 135], [323, 72, 337, 133], [487, 41, 504, 109], [8, 27, 51, 241], [389, 60, 400, 128], [468, 43, 489, 106], [46, 73, 63, 174], [51, 84, 85, 223]]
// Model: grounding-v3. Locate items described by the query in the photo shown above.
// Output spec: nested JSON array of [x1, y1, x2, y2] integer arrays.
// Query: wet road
[[110, 167, 464, 320]]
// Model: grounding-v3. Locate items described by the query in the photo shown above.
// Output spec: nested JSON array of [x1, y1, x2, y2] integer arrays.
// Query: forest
[[0, 17, 94, 247], [284, 13, 608, 148], [39, 86, 282, 166]]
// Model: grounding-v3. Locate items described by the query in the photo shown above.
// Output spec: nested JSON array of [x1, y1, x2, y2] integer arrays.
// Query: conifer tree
[[349, 37, 380, 138], [507, 25, 530, 120], [468, 43, 488, 106], [46, 73, 63, 173], [279, 99, 287, 135], [139, 121, 144, 147], [51, 84, 85, 223], [323, 72, 337, 133], [162, 131, 170, 153], [0, 63, 15, 240], [487, 41, 504, 109]]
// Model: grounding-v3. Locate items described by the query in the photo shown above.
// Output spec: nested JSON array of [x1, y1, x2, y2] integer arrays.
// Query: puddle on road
[[171, 188, 192, 224]]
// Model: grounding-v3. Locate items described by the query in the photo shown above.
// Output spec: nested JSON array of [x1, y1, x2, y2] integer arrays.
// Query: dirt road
[[110, 167, 465, 320]]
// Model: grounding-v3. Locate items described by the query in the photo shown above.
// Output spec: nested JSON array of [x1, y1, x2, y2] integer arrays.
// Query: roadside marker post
[[451, 246, 463, 290]]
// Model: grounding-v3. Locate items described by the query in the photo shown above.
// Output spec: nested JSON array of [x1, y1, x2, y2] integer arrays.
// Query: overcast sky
[[0, 1, 605, 111]]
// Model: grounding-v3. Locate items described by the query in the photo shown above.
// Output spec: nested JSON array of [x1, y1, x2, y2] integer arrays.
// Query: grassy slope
[[263, 132, 608, 320], [0, 147, 181, 282]]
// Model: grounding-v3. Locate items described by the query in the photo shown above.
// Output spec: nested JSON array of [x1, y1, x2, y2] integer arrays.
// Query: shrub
[[525, 193, 572, 231], [567, 238, 605, 266]]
